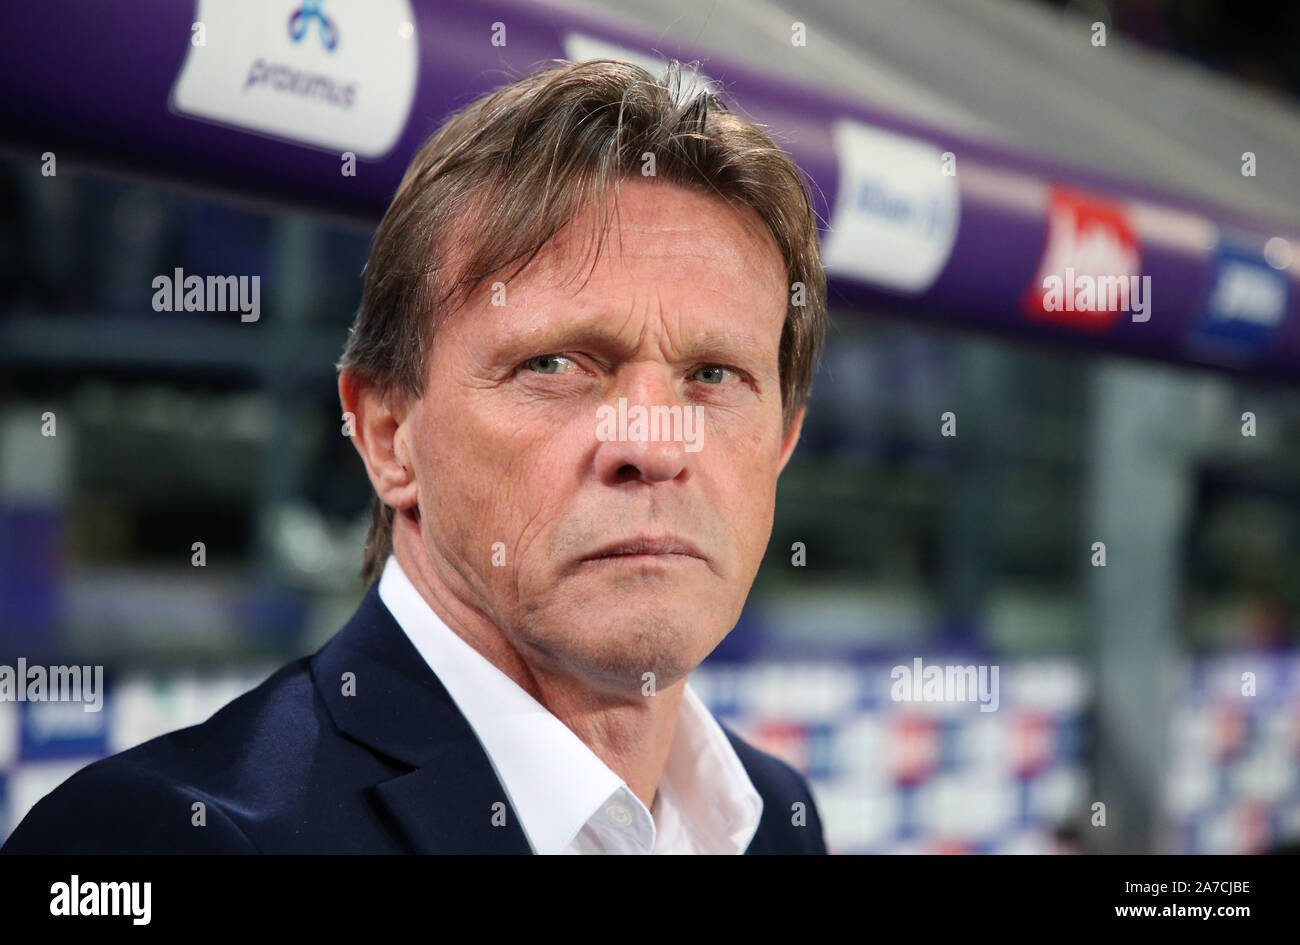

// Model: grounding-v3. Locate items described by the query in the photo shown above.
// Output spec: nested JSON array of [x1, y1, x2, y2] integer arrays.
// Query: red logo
[[1011, 709, 1055, 778], [891, 714, 940, 785], [1024, 187, 1141, 331]]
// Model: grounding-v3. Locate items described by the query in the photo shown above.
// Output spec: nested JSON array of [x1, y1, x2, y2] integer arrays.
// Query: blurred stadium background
[[2, 0, 1299, 854]]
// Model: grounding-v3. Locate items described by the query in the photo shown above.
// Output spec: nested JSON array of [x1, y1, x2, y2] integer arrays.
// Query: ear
[[776, 404, 806, 475], [338, 370, 419, 512]]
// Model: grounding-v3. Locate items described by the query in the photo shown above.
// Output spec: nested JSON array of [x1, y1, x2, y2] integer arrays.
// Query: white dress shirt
[[377, 554, 763, 854]]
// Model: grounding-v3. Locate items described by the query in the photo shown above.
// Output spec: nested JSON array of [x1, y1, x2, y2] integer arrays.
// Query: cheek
[[731, 478, 778, 560], [420, 399, 581, 571], [696, 427, 784, 574], [712, 414, 784, 494]]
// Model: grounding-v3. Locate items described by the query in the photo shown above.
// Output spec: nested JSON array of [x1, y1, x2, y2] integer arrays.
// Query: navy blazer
[[2, 582, 828, 854]]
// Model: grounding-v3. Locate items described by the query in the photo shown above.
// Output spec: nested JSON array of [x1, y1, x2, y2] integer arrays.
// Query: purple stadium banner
[[1, 0, 1297, 380]]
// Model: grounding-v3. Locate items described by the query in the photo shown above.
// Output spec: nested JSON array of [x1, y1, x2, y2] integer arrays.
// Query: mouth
[[579, 535, 707, 565]]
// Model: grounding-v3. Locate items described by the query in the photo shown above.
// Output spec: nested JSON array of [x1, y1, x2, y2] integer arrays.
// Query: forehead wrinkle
[[495, 189, 786, 367], [617, 287, 649, 354], [652, 283, 693, 365]]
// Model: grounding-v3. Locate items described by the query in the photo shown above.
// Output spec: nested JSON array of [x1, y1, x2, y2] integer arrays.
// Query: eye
[[524, 354, 577, 375], [692, 365, 735, 384]]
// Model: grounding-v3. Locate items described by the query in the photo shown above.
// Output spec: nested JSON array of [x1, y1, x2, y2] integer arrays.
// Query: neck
[[390, 514, 683, 810]]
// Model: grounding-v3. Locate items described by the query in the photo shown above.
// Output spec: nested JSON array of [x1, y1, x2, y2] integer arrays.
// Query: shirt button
[[605, 803, 633, 827]]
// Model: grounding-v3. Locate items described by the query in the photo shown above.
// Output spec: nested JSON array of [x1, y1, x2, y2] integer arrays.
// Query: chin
[[521, 598, 728, 696]]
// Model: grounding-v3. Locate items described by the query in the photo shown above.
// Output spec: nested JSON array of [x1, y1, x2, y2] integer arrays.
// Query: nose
[[592, 366, 694, 486]]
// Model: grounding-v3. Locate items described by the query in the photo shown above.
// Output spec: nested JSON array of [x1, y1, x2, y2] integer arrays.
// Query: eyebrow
[[510, 319, 776, 368]]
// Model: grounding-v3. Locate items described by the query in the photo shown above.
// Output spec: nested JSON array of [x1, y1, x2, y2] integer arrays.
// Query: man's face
[[399, 178, 803, 697]]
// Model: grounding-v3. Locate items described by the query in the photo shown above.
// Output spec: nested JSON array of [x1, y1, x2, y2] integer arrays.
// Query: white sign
[[171, 0, 418, 159], [822, 121, 960, 293], [1208, 261, 1286, 327]]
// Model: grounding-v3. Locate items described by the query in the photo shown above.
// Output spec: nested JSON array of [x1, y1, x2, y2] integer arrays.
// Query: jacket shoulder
[[722, 723, 829, 855], [1, 658, 318, 854], [1, 748, 259, 853]]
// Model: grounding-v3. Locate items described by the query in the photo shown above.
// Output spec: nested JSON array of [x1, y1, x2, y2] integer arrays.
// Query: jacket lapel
[[311, 583, 533, 854], [312, 583, 787, 854]]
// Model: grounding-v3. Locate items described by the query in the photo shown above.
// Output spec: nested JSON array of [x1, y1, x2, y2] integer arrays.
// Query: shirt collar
[[377, 554, 761, 853]]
